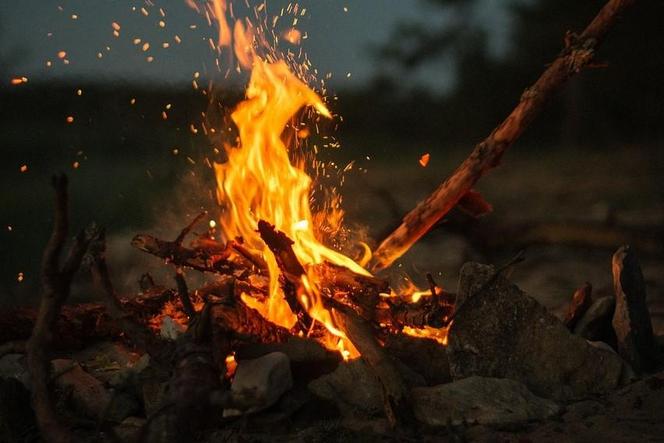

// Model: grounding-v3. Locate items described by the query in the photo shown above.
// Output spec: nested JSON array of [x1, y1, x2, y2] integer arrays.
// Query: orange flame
[[208, 9, 368, 356]]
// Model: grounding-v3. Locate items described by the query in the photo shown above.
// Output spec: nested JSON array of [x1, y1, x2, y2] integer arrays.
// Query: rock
[[52, 359, 111, 418], [447, 262, 628, 400], [308, 359, 383, 417], [384, 334, 451, 386], [412, 376, 561, 427], [160, 316, 186, 340], [612, 245, 656, 373], [113, 416, 146, 442], [308, 357, 424, 417], [0, 353, 30, 387], [573, 296, 616, 343], [0, 377, 37, 442], [73, 341, 144, 385], [236, 337, 341, 381], [224, 352, 293, 417]]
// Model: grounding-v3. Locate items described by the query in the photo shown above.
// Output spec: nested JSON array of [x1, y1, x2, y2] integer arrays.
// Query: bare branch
[[370, 0, 637, 272]]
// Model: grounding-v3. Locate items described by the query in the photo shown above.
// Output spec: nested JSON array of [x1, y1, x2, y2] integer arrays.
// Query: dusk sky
[[0, 0, 440, 86], [1, 0, 453, 90]]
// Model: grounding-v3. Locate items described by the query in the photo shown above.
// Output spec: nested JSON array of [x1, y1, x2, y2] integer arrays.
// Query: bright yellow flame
[[212, 19, 367, 354]]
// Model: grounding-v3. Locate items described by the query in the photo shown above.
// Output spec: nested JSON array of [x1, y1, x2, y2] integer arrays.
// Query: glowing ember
[[419, 153, 430, 167]]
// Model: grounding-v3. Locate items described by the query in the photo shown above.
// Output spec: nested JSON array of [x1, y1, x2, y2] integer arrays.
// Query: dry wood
[[564, 282, 593, 330], [369, 0, 637, 272], [132, 233, 239, 275], [25, 175, 98, 443], [175, 268, 197, 319]]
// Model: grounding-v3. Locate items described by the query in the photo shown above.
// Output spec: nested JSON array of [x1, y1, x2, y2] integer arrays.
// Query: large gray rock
[[447, 262, 628, 399], [412, 376, 561, 427], [224, 352, 293, 417]]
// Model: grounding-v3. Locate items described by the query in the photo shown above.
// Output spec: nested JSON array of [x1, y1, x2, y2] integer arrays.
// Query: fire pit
[[2, 0, 663, 442]]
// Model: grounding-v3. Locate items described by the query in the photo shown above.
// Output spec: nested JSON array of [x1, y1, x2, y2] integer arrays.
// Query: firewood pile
[[2, 0, 664, 442], [1, 176, 663, 443]]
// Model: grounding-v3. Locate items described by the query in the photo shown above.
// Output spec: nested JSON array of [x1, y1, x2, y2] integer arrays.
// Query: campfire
[[2, 0, 663, 442]]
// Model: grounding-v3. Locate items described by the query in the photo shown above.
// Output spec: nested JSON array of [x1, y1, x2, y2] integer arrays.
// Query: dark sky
[[1, 0, 453, 89]]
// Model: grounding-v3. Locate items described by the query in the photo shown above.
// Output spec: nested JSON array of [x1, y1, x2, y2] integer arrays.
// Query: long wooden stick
[[369, 0, 637, 272]]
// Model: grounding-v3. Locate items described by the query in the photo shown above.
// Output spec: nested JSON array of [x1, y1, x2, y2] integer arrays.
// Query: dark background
[[1, 0, 663, 328]]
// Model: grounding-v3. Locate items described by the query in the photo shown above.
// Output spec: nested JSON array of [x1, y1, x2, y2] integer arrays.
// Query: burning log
[[25, 175, 99, 443], [257, 220, 313, 328], [255, 220, 414, 427], [369, 0, 637, 272]]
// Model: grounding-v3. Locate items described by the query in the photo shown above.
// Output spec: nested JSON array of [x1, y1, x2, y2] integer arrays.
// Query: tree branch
[[369, 0, 637, 272]]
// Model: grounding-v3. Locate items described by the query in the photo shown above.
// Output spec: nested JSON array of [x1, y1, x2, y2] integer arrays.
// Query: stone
[[447, 262, 628, 400], [573, 296, 616, 343], [224, 352, 293, 417], [160, 316, 186, 340], [412, 376, 561, 427], [384, 334, 451, 386], [51, 359, 111, 418], [235, 337, 341, 381], [0, 353, 30, 387], [308, 357, 425, 417], [612, 245, 656, 373], [308, 359, 383, 417]]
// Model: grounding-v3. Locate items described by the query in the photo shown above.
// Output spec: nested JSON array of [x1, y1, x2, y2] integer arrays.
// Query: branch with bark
[[25, 175, 99, 443], [369, 0, 637, 272]]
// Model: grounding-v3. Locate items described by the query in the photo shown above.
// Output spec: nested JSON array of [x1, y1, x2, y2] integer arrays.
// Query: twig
[[174, 212, 207, 246], [174, 268, 197, 319], [131, 233, 238, 275], [26, 174, 98, 443], [369, 0, 637, 272]]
